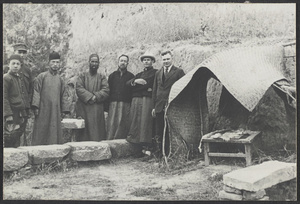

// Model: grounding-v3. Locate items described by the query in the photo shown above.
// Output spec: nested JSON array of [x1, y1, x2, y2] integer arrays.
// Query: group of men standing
[[3, 43, 185, 156]]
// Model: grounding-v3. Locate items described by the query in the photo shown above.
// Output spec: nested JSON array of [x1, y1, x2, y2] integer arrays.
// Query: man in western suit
[[152, 50, 185, 155]]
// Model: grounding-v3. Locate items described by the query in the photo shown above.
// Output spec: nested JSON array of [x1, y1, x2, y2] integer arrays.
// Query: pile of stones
[[219, 161, 296, 201]]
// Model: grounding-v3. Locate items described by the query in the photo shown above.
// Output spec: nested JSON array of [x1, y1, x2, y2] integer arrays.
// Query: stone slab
[[66, 141, 112, 161], [4, 148, 29, 171], [100, 139, 140, 158], [223, 161, 296, 191], [243, 189, 266, 200], [19, 145, 71, 165], [259, 196, 270, 201], [223, 185, 242, 195], [62, 118, 85, 129], [219, 190, 243, 200]]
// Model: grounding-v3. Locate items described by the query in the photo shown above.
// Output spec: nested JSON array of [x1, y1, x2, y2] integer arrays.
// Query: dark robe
[[31, 70, 70, 145], [107, 69, 134, 140], [126, 67, 157, 145], [76, 71, 109, 141]]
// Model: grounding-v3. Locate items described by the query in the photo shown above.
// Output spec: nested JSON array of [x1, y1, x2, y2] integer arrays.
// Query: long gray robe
[[76, 71, 109, 141], [31, 70, 70, 145]]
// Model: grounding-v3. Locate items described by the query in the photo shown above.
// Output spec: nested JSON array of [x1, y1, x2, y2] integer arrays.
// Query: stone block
[[258, 196, 270, 201], [4, 148, 29, 171], [219, 190, 243, 200], [61, 118, 85, 129], [100, 139, 140, 158], [19, 145, 71, 165], [223, 185, 242, 195], [243, 189, 266, 200], [66, 141, 112, 161], [223, 161, 296, 191]]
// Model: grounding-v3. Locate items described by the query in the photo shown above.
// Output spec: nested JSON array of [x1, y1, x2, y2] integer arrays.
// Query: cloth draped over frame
[[164, 45, 287, 160]]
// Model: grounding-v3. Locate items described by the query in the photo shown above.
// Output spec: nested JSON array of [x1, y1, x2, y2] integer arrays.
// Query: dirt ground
[[3, 157, 242, 201]]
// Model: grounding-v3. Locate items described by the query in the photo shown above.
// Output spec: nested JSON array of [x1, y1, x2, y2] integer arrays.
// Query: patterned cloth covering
[[168, 45, 286, 112], [164, 45, 287, 160]]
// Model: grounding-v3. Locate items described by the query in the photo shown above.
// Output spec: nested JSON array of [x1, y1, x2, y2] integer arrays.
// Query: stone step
[[219, 190, 243, 200], [66, 141, 112, 161], [4, 148, 29, 171], [223, 161, 296, 191], [19, 145, 71, 165], [100, 139, 140, 158]]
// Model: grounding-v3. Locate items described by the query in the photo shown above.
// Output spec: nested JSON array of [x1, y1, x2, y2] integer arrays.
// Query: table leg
[[245, 144, 252, 166], [71, 129, 76, 142], [204, 142, 210, 166]]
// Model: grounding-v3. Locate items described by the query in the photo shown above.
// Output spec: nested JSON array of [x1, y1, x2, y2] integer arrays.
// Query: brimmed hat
[[13, 43, 28, 52], [140, 51, 156, 63]]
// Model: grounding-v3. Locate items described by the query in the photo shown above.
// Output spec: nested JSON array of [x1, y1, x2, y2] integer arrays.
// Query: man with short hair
[[3, 54, 31, 147], [76, 54, 110, 141], [13, 43, 34, 145], [152, 50, 185, 155], [106, 54, 134, 140], [31, 51, 70, 145]]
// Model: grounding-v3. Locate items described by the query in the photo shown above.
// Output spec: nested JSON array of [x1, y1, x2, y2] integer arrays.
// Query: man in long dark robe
[[126, 52, 158, 155], [107, 54, 134, 140], [76, 54, 110, 141], [31, 52, 70, 145]]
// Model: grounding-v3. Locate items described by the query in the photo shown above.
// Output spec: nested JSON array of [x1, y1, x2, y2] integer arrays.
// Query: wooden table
[[201, 130, 261, 166]]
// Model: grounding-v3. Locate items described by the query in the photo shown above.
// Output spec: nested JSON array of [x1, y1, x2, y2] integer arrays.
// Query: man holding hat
[[31, 51, 70, 145], [106, 54, 134, 140], [126, 51, 158, 156], [76, 54, 110, 141], [3, 54, 31, 147], [12, 43, 34, 145], [152, 50, 185, 156]]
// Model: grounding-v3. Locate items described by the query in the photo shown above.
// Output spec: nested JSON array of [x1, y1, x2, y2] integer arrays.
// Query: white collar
[[164, 65, 173, 72]]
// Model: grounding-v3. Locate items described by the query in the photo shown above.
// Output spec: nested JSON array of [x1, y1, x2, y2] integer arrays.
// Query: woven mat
[[168, 45, 286, 112]]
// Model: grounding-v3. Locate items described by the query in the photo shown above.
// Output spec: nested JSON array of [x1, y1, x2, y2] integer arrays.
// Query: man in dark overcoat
[[152, 50, 185, 155]]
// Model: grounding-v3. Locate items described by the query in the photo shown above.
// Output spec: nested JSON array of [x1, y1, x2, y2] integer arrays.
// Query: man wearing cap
[[13, 43, 34, 145], [126, 52, 158, 155], [31, 52, 70, 145], [152, 50, 185, 156], [3, 54, 31, 147], [76, 54, 110, 141], [106, 54, 134, 140]]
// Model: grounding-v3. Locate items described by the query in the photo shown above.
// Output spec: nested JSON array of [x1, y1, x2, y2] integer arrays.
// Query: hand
[[33, 109, 39, 116], [88, 95, 96, 104], [151, 109, 156, 118], [134, 79, 147, 85]]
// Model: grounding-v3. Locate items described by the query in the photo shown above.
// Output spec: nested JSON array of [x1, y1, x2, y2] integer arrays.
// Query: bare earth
[[3, 157, 242, 200]]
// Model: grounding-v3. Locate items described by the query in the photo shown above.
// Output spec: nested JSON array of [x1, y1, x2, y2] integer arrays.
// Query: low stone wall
[[219, 161, 296, 201], [3, 139, 140, 172]]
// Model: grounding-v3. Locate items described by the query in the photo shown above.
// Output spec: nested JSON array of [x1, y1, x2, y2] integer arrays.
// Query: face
[[9, 59, 21, 73], [15, 50, 28, 60], [89, 56, 99, 70], [49, 59, 61, 72], [142, 58, 153, 68], [118, 56, 128, 70], [162, 53, 173, 67]]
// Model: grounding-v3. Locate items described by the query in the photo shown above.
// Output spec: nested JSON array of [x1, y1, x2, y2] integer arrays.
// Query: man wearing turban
[[75, 54, 110, 141], [31, 52, 70, 145]]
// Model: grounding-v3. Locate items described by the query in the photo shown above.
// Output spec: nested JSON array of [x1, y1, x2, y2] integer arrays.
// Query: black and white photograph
[[2, 2, 296, 201]]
